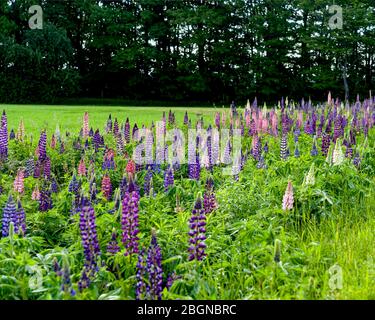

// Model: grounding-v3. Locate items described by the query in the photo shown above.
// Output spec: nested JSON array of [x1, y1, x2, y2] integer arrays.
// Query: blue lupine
[[2, 195, 16, 237], [188, 194, 207, 261]]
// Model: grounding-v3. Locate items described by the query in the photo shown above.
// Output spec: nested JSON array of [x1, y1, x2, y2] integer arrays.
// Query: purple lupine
[[184, 111, 189, 125], [136, 249, 147, 300], [68, 173, 80, 194], [43, 156, 51, 179], [2, 195, 16, 237], [188, 194, 207, 261], [0, 110, 8, 160], [53, 258, 63, 277], [61, 263, 76, 296], [51, 178, 58, 193], [188, 154, 201, 180], [106, 114, 113, 133], [146, 231, 163, 300], [39, 181, 53, 211], [294, 145, 300, 158], [144, 167, 153, 196], [116, 133, 124, 155], [124, 118, 130, 143], [121, 181, 140, 256], [321, 131, 331, 156], [203, 178, 217, 214], [113, 118, 119, 135], [89, 127, 94, 137], [353, 153, 361, 167], [38, 131, 47, 162], [280, 134, 288, 160], [59, 141, 65, 154], [15, 199, 26, 235], [132, 123, 139, 140], [24, 157, 35, 178], [164, 166, 174, 192], [107, 228, 120, 254], [310, 140, 318, 156], [79, 197, 101, 274], [9, 129, 15, 140], [93, 129, 104, 151]]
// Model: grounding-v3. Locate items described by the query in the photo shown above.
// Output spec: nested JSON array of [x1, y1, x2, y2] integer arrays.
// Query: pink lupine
[[50, 134, 57, 149], [32, 185, 41, 201], [282, 181, 294, 211], [101, 174, 112, 200], [83, 112, 89, 137], [78, 158, 86, 176], [13, 169, 25, 194]]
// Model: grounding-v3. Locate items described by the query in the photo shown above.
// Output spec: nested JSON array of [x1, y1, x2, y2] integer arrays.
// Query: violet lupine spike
[[106, 114, 113, 133], [121, 181, 140, 256], [184, 111, 189, 125], [107, 228, 120, 254], [2, 195, 16, 237], [146, 231, 163, 300], [101, 174, 112, 200], [16, 199, 26, 235], [43, 156, 51, 179], [93, 129, 104, 151], [51, 178, 58, 193], [321, 131, 331, 157], [61, 263, 76, 296], [113, 118, 119, 135], [164, 166, 174, 192], [144, 167, 153, 196], [39, 181, 53, 212], [280, 134, 288, 160], [59, 141, 65, 154], [136, 249, 147, 300], [353, 153, 361, 167], [79, 197, 101, 274], [188, 194, 207, 261], [24, 157, 35, 178], [310, 140, 318, 156], [132, 123, 139, 140], [124, 118, 130, 143], [0, 110, 8, 161], [38, 131, 47, 162], [203, 180, 217, 214], [294, 145, 300, 158], [68, 173, 80, 194], [9, 129, 15, 140]]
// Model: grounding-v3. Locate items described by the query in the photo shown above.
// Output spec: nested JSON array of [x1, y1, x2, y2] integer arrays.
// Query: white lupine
[[303, 163, 315, 186], [332, 139, 344, 166]]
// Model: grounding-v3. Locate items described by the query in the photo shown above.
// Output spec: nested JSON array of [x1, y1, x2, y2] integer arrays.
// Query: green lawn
[[1, 105, 219, 136]]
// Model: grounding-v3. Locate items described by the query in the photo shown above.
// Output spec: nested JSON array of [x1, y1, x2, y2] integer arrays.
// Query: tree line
[[0, 0, 374, 104]]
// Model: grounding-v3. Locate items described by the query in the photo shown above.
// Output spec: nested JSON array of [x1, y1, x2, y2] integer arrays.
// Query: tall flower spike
[[101, 174, 112, 200], [2, 195, 16, 237], [303, 163, 316, 186], [188, 194, 207, 261], [146, 230, 163, 300], [83, 112, 89, 137], [107, 228, 120, 254], [16, 199, 26, 235], [282, 180, 294, 211], [78, 158, 86, 176], [332, 139, 344, 166], [0, 110, 8, 160], [13, 169, 25, 194], [280, 134, 288, 160], [121, 181, 140, 256], [38, 130, 47, 162], [164, 166, 174, 192]]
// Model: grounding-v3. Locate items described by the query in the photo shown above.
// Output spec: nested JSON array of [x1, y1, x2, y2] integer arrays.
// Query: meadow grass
[[0, 104, 373, 300]]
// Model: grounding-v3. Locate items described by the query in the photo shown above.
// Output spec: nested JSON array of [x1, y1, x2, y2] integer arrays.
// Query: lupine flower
[[107, 228, 120, 254], [310, 139, 318, 156], [116, 133, 124, 155], [53, 258, 63, 277], [203, 178, 217, 214], [303, 163, 315, 186], [282, 180, 294, 211], [294, 144, 300, 158], [79, 197, 101, 279], [132, 123, 139, 140], [39, 181, 53, 211], [2, 195, 16, 237], [106, 114, 113, 133], [124, 118, 130, 143], [51, 178, 58, 193], [164, 166, 174, 192], [38, 131, 47, 162], [9, 129, 15, 140], [321, 132, 331, 156], [83, 112, 89, 137], [24, 157, 34, 178], [15, 199, 26, 235], [61, 262, 76, 296], [59, 141, 65, 154], [93, 129, 104, 151], [78, 158, 86, 176], [121, 180, 140, 256], [101, 174, 112, 200], [102, 148, 116, 170], [32, 185, 41, 201], [113, 118, 119, 135], [13, 169, 25, 194], [332, 139, 344, 166], [126, 159, 136, 180], [353, 152, 361, 167], [184, 112, 189, 125], [16, 119, 25, 141], [136, 231, 163, 300], [188, 194, 207, 261], [0, 110, 8, 160], [280, 134, 288, 160], [43, 156, 51, 179], [144, 167, 153, 196], [50, 134, 57, 149], [68, 173, 80, 194]]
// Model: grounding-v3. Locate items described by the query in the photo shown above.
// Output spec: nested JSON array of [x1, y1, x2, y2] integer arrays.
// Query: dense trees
[[0, 0, 374, 104]]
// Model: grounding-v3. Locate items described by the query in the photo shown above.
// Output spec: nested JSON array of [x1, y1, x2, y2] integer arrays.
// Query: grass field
[[1, 105, 218, 136], [0, 103, 374, 300]]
